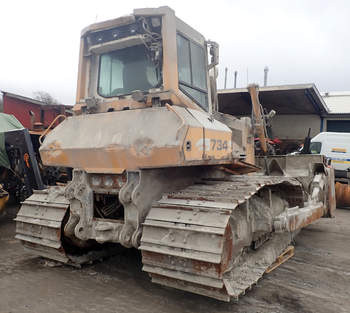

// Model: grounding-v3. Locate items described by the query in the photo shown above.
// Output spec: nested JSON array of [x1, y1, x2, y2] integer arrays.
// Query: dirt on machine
[[15, 7, 336, 301]]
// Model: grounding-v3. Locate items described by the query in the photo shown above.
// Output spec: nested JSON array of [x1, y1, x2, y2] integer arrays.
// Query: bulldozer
[[15, 7, 335, 301]]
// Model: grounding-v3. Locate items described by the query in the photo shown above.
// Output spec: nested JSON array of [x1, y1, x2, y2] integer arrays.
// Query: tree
[[33, 91, 59, 105]]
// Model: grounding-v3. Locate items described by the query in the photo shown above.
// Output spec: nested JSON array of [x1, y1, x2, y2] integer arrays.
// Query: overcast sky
[[0, 0, 349, 104]]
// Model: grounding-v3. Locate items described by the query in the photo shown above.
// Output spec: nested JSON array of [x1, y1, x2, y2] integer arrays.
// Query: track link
[[140, 176, 301, 301], [15, 187, 116, 266], [15, 187, 70, 263]]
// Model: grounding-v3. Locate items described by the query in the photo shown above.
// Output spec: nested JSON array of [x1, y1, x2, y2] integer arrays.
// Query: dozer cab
[[15, 7, 335, 301]]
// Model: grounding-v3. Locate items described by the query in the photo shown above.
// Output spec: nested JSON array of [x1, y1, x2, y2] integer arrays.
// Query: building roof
[[218, 83, 330, 116], [1, 91, 72, 110], [322, 91, 350, 114]]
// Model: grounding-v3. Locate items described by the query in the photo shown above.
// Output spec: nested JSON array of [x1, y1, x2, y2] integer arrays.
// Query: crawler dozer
[[15, 7, 335, 301]]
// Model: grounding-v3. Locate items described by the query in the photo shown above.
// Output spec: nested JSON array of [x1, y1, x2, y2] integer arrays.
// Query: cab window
[[177, 34, 208, 111], [310, 142, 322, 154]]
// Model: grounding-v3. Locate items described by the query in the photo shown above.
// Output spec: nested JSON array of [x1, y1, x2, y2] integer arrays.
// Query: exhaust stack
[[264, 66, 269, 87]]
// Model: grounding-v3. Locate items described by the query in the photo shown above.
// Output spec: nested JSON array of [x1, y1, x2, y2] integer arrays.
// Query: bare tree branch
[[33, 91, 59, 105]]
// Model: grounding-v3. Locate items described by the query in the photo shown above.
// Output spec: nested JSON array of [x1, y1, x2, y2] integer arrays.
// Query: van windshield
[[310, 142, 322, 154]]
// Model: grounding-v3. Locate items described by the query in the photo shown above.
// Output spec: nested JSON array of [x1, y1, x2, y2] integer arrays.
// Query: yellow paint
[[331, 148, 347, 153], [204, 129, 232, 160], [183, 127, 204, 161], [331, 160, 350, 164]]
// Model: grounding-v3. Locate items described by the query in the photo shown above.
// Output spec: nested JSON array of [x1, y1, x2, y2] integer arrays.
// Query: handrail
[[39, 114, 66, 145]]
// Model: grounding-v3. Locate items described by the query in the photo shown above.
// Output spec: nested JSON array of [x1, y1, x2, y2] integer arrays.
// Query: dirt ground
[[0, 205, 349, 313]]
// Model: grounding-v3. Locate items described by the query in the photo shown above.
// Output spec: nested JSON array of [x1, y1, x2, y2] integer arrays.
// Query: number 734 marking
[[210, 139, 228, 151]]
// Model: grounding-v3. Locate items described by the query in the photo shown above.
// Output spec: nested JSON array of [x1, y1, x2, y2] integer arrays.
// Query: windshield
[[310, 142, 322, 154], [98, 44, 160, 97]]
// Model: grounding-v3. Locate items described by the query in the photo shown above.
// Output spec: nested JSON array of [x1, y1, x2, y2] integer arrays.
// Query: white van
[[311, 132, 350, 178]]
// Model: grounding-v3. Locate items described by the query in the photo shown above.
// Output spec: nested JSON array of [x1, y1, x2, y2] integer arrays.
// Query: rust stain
[[288, 206, 324, 231], [191, 259, 221, 276], [142, 250, 223, 277], [335, 182, 350, 208], [220, 223, 233, 273]]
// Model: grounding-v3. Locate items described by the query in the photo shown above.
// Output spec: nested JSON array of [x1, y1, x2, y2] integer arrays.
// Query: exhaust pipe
[[264, 66, 269, 87]]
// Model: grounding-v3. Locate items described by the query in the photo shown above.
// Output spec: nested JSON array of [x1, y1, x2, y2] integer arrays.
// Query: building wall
[[322, 92, 350, 113], [42, 109, 61, 128], [270, 114, 321, 140], [3, 95, 63, 130], [3, 95, 41, 129], [321, 93, 350, 133]]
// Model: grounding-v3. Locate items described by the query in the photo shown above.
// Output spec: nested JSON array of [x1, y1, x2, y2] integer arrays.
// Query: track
[[15, 187, 71, 264], [15, 175, 322, 302], [15, 187, 117, 266], [140, 175, 303, 301]]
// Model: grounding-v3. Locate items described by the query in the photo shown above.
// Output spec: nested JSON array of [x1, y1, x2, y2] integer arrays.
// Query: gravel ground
[[0, 204, 349, 313]]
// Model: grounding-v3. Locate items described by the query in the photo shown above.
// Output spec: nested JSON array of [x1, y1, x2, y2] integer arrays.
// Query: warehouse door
[[327, 120, 350, 132]]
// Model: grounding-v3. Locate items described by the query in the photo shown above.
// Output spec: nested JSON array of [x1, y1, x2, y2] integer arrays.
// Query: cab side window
[[310, 142, 322, 154], [177, 34, 208, 111]]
